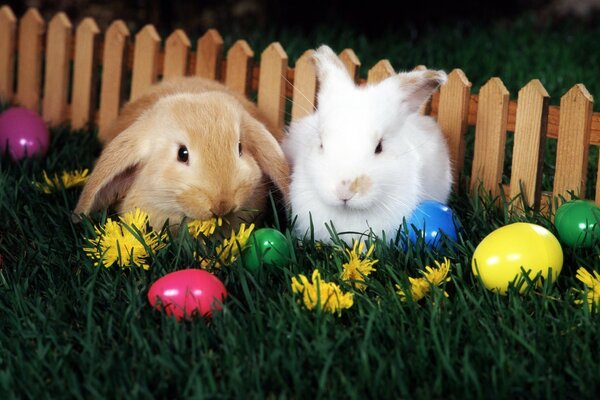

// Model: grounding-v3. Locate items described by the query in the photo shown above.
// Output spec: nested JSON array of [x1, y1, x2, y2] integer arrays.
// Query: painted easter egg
[[147, 269, 227, 320], [472, 223, 563, 294], [0, 107, 50, 160], [406, 200, 459, 249], [242, 228, 291, 272], [554, 200, 600, 248]]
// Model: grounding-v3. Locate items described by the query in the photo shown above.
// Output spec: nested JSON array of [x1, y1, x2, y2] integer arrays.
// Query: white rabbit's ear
[[74, 125, 148, 216], [397, 69, 447, 113], [313, 45, 353, 88]]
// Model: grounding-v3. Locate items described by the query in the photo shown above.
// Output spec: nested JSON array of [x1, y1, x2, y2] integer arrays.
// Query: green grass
[[2, 16, 600, 399]]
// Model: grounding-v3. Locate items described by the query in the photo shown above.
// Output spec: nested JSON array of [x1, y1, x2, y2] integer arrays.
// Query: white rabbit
[[282, 45, 452, 243]]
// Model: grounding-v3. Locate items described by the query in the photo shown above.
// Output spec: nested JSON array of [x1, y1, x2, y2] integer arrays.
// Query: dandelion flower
[[83, 209, 166, 270], [291, 269, 354, 315], [574, 267, 600, 312], [340, 240, 378, 290], [188, 217, 222, 238], [396, 258, 451, 302], [34, 169, 89, 193], [201, 223, 255, 269]]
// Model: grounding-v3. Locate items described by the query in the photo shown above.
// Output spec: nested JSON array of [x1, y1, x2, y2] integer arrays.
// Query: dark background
[[3, 0, 600, 38]]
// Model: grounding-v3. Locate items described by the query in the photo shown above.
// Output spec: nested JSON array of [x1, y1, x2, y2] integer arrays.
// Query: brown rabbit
[[74, 77, 290, 229]]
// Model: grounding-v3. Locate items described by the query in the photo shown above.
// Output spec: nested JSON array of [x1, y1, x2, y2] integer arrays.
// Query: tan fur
[[75, 77, 290, 229]]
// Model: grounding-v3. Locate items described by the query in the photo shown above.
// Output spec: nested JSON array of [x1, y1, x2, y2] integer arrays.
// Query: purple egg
[[0, 107, 50, 160]]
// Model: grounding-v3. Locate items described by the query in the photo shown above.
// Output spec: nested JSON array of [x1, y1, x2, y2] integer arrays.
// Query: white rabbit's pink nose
[[336, 175, 372, 203]]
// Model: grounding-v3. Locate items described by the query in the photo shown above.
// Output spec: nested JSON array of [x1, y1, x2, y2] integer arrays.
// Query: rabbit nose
[[336, 180, 356, 203], [336, 175, 372, 202], [211, 199, 234, 216]]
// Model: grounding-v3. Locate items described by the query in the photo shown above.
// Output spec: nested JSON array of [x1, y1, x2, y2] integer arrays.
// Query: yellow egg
[[471, 222, 563, 294]]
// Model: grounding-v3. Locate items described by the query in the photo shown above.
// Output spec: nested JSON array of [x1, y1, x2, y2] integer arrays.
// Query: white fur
[[282, 45, 452, 243]]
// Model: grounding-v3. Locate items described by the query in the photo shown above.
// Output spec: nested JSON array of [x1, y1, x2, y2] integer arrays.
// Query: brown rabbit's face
[[130, 93, 265, 223]]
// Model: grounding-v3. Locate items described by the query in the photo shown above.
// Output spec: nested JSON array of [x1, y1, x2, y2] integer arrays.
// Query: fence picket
[[16, 8, 44, 111], [42, 12, 72, 125], [339, 48, 360, 82], [553, 85, 593, 202], [509, 79, 549, 209], [163, 29, 190, 80], [367, 59, 394, 84], [291, 50, 317, 121], [71, 18, 99, 129], [195, 29, 223, 80], [225, 40, 253, 96], [438, 69, 471, 187], [257, 42, 288, 133], [130, 24, 160, 100], [470, 77, 509, 197], [98, 20, 129, 140], [0, 6, 16, 102]]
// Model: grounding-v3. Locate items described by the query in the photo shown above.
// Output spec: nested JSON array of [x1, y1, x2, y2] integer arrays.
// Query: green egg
[[242, 228, 291, 272], [554, 200, 600, 248]]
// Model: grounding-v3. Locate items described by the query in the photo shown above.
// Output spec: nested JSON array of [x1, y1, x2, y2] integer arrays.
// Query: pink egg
[[0, 107, 50, 160], [147, 269, 227, 320]]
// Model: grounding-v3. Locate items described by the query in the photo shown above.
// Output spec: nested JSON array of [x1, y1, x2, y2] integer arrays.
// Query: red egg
[[147, 269, 227, 320], [0, 107, 50, 160]]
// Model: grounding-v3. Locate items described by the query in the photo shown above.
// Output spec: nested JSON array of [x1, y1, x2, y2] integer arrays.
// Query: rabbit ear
[[241, 113, 290, 201], [313, 45, 352, 88], [396, 69, 447, 113], [74, 126, 147, 216]]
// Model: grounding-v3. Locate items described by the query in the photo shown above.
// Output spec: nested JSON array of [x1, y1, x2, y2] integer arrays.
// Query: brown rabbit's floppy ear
[[241, 113, 290, 201], [397, 69, 447, 113], [74, 127, 147, 216]]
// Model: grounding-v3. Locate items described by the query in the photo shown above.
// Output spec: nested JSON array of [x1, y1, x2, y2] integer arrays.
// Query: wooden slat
[[437, 69, 472, 187], [291, 49, 317, 121], [98, 20, 129, 140], [163, 29, 190, 80], [367, 59, 394, 84], [16, 8, 44, 111], [225, 40, 253, 96], [195, 29, 223, 80], [71, 17, 99, 129], [257, 42, 288, 132], [470, 77, 509, 197], [509, 79, 549, 209], [553, 85, 593, 202], [42, 12, 72, 125], [130, 24, 160, 100], [0, 6, 16, 102], [339, 48, 360, 82]]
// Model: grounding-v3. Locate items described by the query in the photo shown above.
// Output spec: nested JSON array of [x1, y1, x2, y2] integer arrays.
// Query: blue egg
[[405, 200, 459, 250]]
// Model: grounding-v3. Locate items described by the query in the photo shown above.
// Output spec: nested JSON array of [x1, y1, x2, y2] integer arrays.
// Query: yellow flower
[[188, 217, 222, 238], [200, 223, 255, 269], [83, 209, 166, 270], [574, 267, 600, 312], [34, 169, 89, 193], [396, 258, 451, 302], [340, 240, 378, 290], [291, 269, 354, 315]]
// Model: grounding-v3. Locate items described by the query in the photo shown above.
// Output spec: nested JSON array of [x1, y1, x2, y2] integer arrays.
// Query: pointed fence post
[[163, 29, 190, 80], [509, 79, 550, 210], [470, 77, 510, 198], [16, 8, 44, 111], [98, 20, 129, 140], [130, 24, 160, 100], [195, 29, 223, 80], [0, 6, 16, 102], [553, 85, 593, 203], [225, 40, 253, 96], [367, 59, 394, 84], [42, 12, 72, 126], [437, 69, 472, 189], [339, 48, 360, 83], [258, 42, 288, 134], [291, 49, 317, 121], [71, 17, 100, 129]]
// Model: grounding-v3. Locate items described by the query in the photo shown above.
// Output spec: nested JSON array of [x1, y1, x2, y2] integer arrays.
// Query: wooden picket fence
[[0, 5, 598, 210]]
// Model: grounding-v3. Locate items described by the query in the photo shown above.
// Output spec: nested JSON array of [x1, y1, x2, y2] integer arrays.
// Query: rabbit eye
[[177, 145, 189, 163], [375, 140, 383, 154], [238, 142, 243, 157]]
